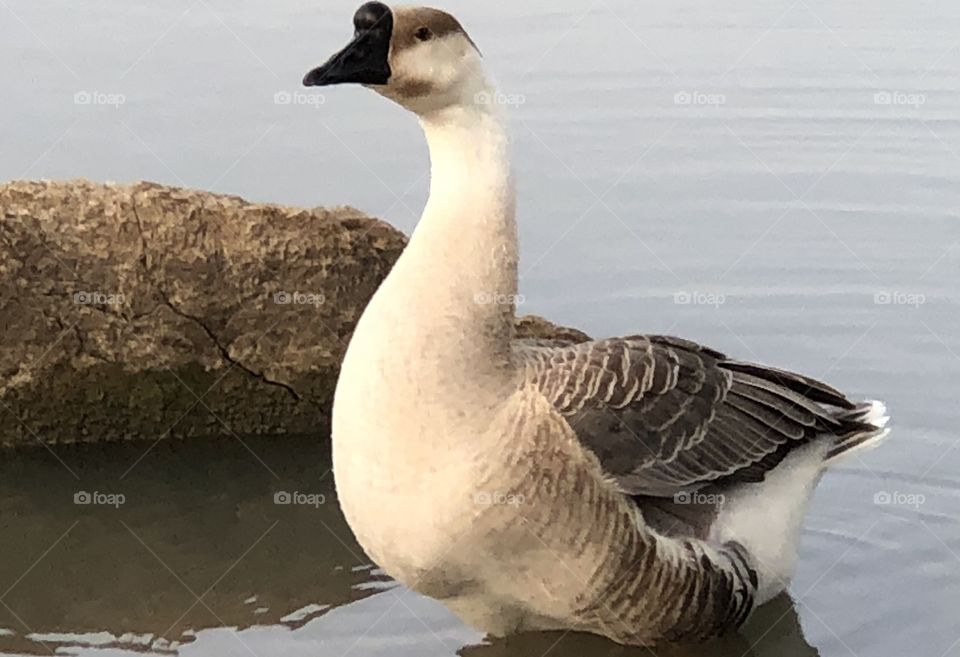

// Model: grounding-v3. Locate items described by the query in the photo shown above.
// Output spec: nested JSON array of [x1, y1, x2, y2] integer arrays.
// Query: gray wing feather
[[519, 335, 869, 496]]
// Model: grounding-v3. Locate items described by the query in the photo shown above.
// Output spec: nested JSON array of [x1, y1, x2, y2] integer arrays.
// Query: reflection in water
[[0, 437, 387, 655], [0, 437, 820, 657], [461, 595, 818, 657]]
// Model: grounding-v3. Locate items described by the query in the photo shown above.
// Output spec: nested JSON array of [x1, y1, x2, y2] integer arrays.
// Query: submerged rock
[[0, 180, 584, 447]]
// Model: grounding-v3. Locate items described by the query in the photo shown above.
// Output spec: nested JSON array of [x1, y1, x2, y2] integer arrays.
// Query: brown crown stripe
[[392, 7, 481, 54]]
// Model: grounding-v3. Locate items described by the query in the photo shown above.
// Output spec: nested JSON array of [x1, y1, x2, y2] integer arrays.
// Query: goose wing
[[518, 334, 867, 497]]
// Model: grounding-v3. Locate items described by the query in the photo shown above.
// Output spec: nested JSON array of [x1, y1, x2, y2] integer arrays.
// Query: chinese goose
[[304, 2, 890, 646]]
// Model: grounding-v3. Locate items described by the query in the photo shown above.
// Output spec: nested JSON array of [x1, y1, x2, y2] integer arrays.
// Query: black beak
[[303, 2, 394, 87]]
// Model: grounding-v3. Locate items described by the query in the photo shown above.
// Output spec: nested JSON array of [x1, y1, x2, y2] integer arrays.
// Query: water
[[2, 0, 959, 655]]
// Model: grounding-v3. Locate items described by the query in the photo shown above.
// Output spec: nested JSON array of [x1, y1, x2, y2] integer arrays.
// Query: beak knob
[[354, 2, 391, 31]]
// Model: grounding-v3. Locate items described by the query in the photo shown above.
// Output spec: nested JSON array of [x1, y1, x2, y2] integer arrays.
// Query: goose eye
[[415, 27, 433, 42]]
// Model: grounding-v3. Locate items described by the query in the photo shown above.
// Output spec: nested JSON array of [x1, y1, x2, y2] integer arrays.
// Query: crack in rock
[[157, 288, 302, 402]]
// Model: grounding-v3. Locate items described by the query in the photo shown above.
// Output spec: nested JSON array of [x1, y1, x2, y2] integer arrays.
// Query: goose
[[303, 2, 890, 646]]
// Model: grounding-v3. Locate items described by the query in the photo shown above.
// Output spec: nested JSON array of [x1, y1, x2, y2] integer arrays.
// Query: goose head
[[303, 2, 486, 117]]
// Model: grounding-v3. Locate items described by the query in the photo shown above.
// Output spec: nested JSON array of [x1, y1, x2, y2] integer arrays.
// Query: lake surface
[[2, 0, 960, 655]]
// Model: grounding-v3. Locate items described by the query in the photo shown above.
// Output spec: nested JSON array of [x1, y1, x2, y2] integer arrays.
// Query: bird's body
[[307, 2, 890, 645]]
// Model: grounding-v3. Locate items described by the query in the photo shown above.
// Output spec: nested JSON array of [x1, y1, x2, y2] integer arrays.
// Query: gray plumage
[[474, 334, 886, 643], [519, 334, 878, 498]]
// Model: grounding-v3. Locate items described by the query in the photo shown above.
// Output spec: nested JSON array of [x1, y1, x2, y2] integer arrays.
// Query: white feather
[[709, 441, 828, 605], [862, 399, 890, 428]]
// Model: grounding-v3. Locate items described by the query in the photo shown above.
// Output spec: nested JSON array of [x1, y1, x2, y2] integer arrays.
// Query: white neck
[[418, 101, 518, 331], [358, 94, 518, 397]]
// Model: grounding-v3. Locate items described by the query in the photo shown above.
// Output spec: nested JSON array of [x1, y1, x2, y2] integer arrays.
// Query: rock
[[0, 180, 404, 447], [0, 180, 585, 448], [514, 315, 591, 343]]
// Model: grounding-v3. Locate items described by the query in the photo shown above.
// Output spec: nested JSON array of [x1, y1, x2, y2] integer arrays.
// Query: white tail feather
[[709, 441, 828, 605], [825, 399, 891, 465], [711, 399, 892, 604]]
